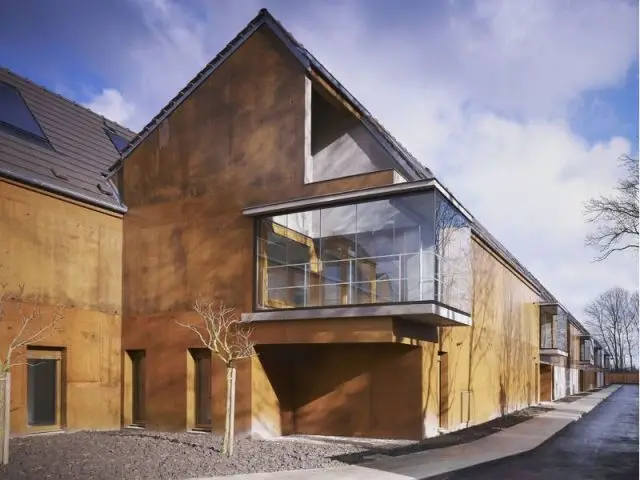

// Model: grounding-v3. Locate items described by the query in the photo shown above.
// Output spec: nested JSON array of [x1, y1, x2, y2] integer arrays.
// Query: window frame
[[254, 191, 473, 316], [0, 81, 52, 149], [25, 347, 64, 433]]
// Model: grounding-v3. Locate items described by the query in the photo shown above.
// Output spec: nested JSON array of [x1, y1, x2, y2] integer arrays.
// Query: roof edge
[[0, 169, 127, 214]]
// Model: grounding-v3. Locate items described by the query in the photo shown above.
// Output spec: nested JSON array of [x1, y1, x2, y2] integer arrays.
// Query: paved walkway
[[190, 385, 621, 480], [429, 384, 638, 479]]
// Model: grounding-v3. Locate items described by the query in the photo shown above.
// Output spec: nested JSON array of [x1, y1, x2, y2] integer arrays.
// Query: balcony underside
[[539, 348, 568, 357], [578, 360, 594, 366], [246, 315, 443, 345], [243, 302, 471, 327]]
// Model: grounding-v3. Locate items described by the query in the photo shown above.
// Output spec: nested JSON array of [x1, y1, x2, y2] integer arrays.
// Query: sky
[[0, 0, 638, 321]]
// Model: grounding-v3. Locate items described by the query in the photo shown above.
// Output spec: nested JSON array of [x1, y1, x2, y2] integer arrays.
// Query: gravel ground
[[0, 404, 558, 479], [0, 429, 366, 480]]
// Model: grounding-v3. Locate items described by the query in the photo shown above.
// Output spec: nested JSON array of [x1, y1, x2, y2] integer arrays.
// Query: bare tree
[[176, 299, 255, 457], [622, 290, 639, 370], [584, 154, 639, 261], [0, 282, 60, 465], [585, 287, 638, 370]]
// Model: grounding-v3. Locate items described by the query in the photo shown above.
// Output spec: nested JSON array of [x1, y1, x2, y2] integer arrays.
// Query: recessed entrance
[[27, 348, 63, 430]]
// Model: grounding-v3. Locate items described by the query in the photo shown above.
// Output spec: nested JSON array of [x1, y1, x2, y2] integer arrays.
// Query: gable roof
[[0, 68, 135, 213], [107, 8, 593, 341], [109, 8, 431, 182]]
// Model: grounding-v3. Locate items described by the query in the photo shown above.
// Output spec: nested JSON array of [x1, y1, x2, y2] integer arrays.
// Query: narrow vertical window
[[129, 350, 146, 426], [193, 349, 212, 428]]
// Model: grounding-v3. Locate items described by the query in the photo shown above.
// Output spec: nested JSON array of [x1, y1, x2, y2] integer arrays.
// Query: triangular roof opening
[[105, 126, 130, 154]]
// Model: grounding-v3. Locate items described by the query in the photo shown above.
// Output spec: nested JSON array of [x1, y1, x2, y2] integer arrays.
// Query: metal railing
[[261, 251, 471, 311]]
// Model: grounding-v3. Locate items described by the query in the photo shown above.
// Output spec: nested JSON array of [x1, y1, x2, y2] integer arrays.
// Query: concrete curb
[[186, 385, 622, 480]]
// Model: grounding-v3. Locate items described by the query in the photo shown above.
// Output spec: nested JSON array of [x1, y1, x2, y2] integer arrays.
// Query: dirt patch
[[0, 429, 366, 480]]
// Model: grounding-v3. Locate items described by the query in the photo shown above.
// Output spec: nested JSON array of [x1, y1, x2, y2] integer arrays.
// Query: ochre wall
[[0, 180, 122, 434], [253, 343, 423, 440], [540, 364, 553, 402], [581, 370, 597, 391], [121, 26, 400, 434], [430, 239, 541, 432]]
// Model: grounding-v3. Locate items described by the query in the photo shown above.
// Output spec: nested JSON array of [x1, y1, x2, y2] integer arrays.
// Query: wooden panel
[[0, 181, 122, 313], [436, 239, 541, 431], [2, 301, 121, 434], [277, 343, 422, 440], [250, 317, 396, 344], [540, 364, 553, 402], [605, 372, 639, 384], [0, 182, 122, 435]]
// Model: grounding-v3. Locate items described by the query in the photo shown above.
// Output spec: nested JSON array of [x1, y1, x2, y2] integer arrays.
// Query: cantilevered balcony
[[539, 303, 568, 357], [579, 335, 595, 365], [243, 180, 473, 327]]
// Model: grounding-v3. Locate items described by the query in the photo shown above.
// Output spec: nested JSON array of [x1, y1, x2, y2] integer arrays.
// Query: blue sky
[[0, 0, 638, 318]]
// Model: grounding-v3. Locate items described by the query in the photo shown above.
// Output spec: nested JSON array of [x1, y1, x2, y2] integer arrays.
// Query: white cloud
[[84, 0, 638, 319], [85, 0, 262, 130], [284, 0, 638, 317], [85, 88, 136, 126]]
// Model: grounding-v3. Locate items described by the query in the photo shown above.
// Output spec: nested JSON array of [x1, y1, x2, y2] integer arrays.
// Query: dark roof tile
[[0, 67, 135, 212]]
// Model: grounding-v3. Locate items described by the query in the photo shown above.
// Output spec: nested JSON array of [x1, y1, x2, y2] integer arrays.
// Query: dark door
[[193, 349, 212, 428], [27, 349, 62, 428], [131, 350, 146, 425]]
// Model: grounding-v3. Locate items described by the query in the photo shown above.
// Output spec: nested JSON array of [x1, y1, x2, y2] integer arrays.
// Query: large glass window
[[540, 313, 553, 349], [580, 338, 594, 363], [539, 308, 568, 352], [256, 191, 472, 313], [554, 313, 568, 351]]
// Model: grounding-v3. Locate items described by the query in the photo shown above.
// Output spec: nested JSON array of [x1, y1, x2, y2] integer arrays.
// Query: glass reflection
[[257, 191, 472, 313]]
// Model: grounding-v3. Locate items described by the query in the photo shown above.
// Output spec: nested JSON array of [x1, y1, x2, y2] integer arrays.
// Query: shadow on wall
[[256, 343, 423, 440], [436, 243, 499, 431], [498, 272, 536, 416]]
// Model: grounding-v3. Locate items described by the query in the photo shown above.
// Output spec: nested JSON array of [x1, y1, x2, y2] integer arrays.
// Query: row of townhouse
[[0, 8, 611, 439]]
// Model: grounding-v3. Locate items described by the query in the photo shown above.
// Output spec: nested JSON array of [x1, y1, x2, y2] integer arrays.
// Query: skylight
[[0, 82, 48, 141], [105, 129, 129, 154]]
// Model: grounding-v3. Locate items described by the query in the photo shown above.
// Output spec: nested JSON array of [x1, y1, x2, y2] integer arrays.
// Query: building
[[114, 9, 609, 440], [0, 68, 134, 434], [538, 305, 607, 401], [1, 8, 610, 440]]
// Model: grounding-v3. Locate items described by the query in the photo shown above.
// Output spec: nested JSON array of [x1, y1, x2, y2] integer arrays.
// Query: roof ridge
[[0, 67, 136, 136]]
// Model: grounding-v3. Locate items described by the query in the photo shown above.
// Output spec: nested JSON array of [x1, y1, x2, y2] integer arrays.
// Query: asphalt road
[[430, 384, 639, 480]]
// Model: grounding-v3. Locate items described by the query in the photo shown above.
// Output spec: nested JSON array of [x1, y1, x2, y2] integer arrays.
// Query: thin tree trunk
[[222, 365, 236, 457], [228, 365, 236, 457], [1, 372, 10, 465], [623, 325, 634, 370]]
